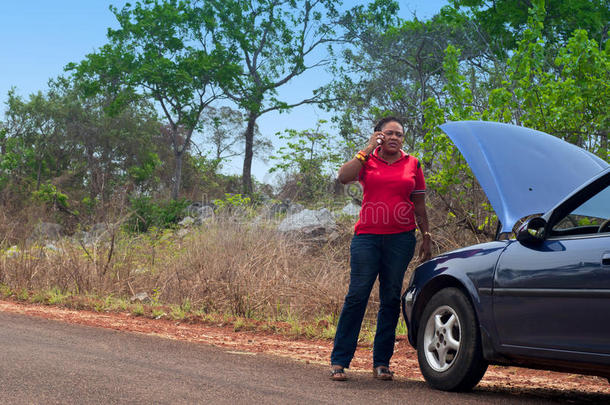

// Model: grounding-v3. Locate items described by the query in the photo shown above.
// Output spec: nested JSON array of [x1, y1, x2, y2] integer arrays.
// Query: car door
[[492, 174, 610, 360]]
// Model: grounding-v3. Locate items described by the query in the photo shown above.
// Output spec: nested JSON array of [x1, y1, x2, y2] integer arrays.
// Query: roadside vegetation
[[0, 193, 482, 342], [0, 0, 608, 341]]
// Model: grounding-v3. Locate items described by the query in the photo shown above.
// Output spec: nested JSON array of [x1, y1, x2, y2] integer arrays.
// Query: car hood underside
[[440, 121, 609, 233]]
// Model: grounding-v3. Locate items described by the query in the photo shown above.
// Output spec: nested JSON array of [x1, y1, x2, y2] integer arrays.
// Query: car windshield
[[553, 184, 610, 233]]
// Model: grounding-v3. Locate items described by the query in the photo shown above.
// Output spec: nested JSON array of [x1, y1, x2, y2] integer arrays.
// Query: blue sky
[[0, 0, 450, 182]]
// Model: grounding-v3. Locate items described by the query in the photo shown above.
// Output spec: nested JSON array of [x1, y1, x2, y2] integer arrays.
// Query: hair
[[374, 116, 404, 132]]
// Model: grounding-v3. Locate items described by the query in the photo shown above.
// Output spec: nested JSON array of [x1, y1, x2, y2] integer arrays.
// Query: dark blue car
[[402, 121, 610, 391]]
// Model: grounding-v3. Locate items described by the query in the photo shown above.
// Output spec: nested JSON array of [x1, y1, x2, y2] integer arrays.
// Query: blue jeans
[[331, 231, 416, 368]]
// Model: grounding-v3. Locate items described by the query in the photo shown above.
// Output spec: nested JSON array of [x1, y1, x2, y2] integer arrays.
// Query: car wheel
[[416, 287, 488, 391]]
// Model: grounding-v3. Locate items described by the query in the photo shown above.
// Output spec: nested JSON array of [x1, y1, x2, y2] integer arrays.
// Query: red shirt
[[354, 148, 426, 235]]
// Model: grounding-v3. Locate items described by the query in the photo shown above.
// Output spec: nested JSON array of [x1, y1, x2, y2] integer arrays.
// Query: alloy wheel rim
[[423, 305, 461, 372]]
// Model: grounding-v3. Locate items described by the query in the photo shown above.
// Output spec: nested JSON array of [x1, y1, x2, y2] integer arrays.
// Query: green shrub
[[126, 196, 190, 233]]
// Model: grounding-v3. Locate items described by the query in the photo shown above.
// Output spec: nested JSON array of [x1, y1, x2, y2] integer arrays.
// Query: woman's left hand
[[418, 236, 432, 262]]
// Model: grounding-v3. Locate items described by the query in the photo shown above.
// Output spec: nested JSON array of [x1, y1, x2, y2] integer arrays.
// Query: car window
[[552, 184, 610, 235]]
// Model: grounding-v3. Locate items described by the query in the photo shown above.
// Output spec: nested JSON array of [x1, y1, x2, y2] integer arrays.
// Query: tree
[[482, 1, 610, 159], [2, 76, 164, 214], [70, 0, 240, 199], [49, 77, 163, 202], [420, 0, 609, 236], [206, 0, 341, 193], [450, 0, 610, 56], [198, 105, 271, 162], [269, 120, 342, 202], [329, 0, 490, 154], [4, 89, 59, 191]]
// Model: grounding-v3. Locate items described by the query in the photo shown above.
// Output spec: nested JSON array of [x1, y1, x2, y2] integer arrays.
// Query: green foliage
[[88, 0, 240, 128], [270, 121, 342, 202], [128, 152, 161, 186], [329, 1, 488, 151], [421, 45, 475, 194], [212, 193, 251, 214], [70, 0, 241, 199], [80, 196, 97, 213], [420, 1, 609, 236], [207, 0, 341, 193], [32, 183, 70, 210], [484, 3, 609, 160], [181, 153, 223, 196], [127, 196, 190, 233], [450, 0, 609, 56], [0, 284, 13, 298], [2, 0, 606, 244], [17, 288, 29, 301], [131, 303, 145, 316], [2, 77, 163, 212], [47, 287, 71, 305], [577, 217, 593, 227], [2, 90, 61, 189], [170, 299, 192, 320]]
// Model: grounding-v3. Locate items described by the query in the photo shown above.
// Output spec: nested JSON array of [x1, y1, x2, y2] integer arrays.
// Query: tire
[[416, 287, 488, 392]]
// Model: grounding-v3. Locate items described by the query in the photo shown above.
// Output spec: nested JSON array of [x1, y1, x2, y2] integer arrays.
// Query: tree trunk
[[172, 150, 184, 200], [86, 147, 100, 203], [36, 158, 42, 191], [242, 113, 258, 194]]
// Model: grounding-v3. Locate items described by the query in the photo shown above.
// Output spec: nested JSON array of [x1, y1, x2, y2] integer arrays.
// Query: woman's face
[[380, 120, 404, 154]]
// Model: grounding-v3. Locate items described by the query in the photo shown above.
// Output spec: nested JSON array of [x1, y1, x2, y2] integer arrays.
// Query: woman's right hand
[[364, 131, 385, 154]]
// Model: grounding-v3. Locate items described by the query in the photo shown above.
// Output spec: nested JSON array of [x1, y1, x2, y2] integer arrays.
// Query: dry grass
[[0, 197, 492, 324], [0, 218, 350, 321]]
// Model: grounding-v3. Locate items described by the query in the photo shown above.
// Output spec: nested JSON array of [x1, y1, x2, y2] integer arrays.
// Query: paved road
[[0, 311, 604, 404]]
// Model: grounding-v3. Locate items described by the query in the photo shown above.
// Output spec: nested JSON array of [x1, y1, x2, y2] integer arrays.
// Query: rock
[[200, 205, 214, 218], [278, 208, 335, 232], [90, 223, 108, 236], [186, 202, 215, 218], [184, 202, 215, 226], [288, 202, 304, 214], [193, 208, 214, 225], [176, 228, 190, 237], [32, 222, 63, 242], [178, 216, 195, 227], [341, 202, 361, 217], [327, 231, 341, 243], [269, 200, 290, 215], [41, 243, 61, 258], [185, 202, 203, 216], [278, 208, 338, 244], [76, 223, 110, 245], [44, 243, 59, 252], [130, 292, 151, 303], [267, 199, 303, 216], [258, 194, 272, 203]]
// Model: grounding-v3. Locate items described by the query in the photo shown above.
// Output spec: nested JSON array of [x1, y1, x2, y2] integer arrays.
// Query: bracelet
[[354, 151, 369, 163]]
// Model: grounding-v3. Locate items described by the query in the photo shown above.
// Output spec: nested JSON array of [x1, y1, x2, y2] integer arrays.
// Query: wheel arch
[[411, 275, 477, 347]]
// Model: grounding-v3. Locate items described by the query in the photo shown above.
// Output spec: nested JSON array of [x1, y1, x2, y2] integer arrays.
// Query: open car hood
[[440, 121, 609, 233]]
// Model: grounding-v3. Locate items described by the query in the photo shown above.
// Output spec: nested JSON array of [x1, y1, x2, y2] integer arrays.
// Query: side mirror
[[517, 217, 547, 245]]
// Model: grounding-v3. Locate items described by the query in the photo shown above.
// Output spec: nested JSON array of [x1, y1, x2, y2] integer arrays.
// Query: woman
[[330, 116, 432, 381]]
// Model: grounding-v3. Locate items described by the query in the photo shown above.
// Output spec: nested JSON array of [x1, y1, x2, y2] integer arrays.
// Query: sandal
[[372, 366, 394, 380], [330, 366, 348, 381]]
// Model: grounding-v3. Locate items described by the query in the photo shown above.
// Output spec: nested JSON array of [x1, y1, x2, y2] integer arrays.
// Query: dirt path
[[1, 299, 609, 400]]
